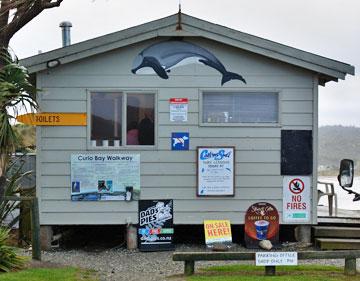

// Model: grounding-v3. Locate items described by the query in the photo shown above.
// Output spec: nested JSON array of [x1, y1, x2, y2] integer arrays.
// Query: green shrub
[[0, 227, 25, 272], [0, 157, 33, 228]]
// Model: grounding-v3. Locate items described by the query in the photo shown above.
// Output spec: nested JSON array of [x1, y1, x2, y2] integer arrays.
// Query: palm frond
[[0, 50, 38, 173], [0, 227, 26, 272], [0, 156, 33, 227]]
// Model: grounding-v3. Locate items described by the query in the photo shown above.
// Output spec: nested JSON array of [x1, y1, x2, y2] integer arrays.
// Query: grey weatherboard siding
[[21, 13, 354, 226]]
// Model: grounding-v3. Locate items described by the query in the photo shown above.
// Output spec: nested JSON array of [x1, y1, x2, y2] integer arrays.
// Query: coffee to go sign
[[283, 176, 311, 223], [244, 202, 279, 248]]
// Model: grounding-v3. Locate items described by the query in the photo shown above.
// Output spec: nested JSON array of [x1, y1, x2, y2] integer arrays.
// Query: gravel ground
[[22, 243, 349, 281]]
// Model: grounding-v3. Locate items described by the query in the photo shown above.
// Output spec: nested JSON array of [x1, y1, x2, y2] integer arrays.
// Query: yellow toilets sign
[[17, 113, 87, 126]]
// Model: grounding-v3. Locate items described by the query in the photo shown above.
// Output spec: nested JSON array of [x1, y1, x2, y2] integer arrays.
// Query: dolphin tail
[[221, 72, 247, 85], [199, 59, 246, 85]]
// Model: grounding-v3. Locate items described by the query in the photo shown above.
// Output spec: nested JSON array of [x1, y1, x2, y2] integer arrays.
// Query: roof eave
[[20, 13, 355, 82], [21, 13, 181, 72]]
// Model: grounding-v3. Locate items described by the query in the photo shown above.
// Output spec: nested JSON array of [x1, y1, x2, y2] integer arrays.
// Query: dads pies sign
[[138, 200, 174, 251]]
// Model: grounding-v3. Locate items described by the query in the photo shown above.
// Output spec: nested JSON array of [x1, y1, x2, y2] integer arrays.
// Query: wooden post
[[265, 266, 276, 276], [30, 197, 41, 261], [184, 260, 195, 275], [295, 225, 311, 243], [40, 226, 53, 250], [345, 258, 356, 275], [126, 224, 137, 250]]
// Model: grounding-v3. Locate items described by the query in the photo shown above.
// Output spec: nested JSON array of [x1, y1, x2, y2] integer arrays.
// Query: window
[[202, 92, 278, 124], [90, 92, 155, 147], [126, 94, 155, 146]]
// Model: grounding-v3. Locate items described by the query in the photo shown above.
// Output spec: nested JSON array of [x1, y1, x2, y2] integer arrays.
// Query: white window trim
[[198, 89, 282, 127], [86, 89, 158, 150]]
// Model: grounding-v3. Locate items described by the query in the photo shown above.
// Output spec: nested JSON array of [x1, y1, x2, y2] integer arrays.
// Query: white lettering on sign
[[256, 252, 298, 266], [169, 98, 188, 122], [283, 176, 311, 223]]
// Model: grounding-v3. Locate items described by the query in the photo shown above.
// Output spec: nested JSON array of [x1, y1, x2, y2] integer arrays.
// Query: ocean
[[318, 176, 360, 211]]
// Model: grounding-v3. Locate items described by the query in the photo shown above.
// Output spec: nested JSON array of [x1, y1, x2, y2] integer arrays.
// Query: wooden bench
[[173, 250, 360, 276]]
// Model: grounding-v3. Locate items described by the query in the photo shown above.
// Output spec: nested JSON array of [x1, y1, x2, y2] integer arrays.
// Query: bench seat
[[173, 250, 360, 276]]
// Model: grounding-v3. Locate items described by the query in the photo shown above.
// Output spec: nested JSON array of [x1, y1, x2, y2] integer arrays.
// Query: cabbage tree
[[0, 51, 38, 196]]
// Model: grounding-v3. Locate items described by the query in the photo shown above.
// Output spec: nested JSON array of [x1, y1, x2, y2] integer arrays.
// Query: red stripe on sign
[[170, 98, 188, 103]]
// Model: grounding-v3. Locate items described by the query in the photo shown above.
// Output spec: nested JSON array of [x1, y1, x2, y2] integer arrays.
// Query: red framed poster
[[169, 98, 188, 122]]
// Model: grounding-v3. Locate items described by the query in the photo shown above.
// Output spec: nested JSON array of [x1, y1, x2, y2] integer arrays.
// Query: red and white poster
[[283, 176, 311, 223], [169, 98, 188, 122]]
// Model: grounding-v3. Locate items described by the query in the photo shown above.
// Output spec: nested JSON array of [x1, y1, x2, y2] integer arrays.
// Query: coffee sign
[[244, 202, 279, 248]]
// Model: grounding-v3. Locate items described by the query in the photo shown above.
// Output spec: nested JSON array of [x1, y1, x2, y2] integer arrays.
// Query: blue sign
[[171, 132, 189, 150]]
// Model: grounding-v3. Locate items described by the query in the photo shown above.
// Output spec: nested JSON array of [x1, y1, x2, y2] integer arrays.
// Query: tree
[[0, 52, 38, 179], [0, 1, 60, 226], [0, 0, 64, 51], [0, 52, 37, 233], [13, 123, 36, 152]]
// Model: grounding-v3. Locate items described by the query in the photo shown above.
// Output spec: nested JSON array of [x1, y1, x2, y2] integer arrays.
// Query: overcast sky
[[10, 0, 360, 127]]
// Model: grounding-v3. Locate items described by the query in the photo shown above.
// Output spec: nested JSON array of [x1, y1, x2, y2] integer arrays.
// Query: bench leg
[[184, 260, 195, 276], [265, 266, 276, 276], [345, 258, 356, 275]]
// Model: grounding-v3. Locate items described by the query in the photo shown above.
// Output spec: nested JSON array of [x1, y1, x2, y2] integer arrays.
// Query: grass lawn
[[0, 267, 99, 281], [187, 264, 360, 281]]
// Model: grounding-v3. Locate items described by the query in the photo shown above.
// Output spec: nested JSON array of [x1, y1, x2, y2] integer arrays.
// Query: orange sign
[[17, 113, 87, 126]]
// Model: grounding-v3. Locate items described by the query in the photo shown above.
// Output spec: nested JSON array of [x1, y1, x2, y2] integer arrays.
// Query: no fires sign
[[283, 176, 311, 223]]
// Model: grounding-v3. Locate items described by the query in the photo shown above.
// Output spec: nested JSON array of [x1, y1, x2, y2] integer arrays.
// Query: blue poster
[[171, 132, 189, 150]]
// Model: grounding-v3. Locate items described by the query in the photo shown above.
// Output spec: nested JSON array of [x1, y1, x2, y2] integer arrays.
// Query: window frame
[[86, 89, 158, 150], [199, 89, 282, 127]]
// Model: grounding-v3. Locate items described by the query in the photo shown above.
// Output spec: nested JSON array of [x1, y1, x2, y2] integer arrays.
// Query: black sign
[[281, 130, 313, 175], [138, 200, 174, 251]]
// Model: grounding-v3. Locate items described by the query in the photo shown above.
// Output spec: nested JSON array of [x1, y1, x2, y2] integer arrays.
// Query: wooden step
[[313, 226, 360, 238], [316, 238, 360, 250]]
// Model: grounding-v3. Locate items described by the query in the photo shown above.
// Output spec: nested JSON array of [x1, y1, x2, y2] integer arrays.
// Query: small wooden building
[[20, 13, 354, 237]]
